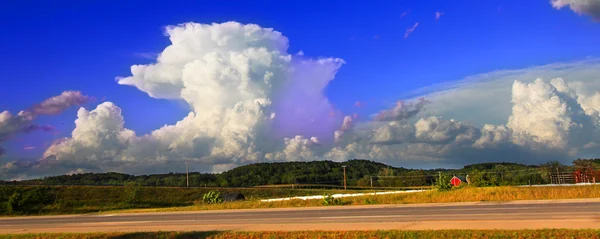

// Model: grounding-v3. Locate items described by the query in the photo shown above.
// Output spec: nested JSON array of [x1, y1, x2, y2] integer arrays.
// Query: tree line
[[2, 159, 598, 188]]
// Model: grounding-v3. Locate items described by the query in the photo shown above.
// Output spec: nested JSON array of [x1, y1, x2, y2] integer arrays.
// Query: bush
[[123, 181, 142, 204], [6, 187, 54, 214], [435, 173, 452, 191], [322, 193, 343, 206], [7, 192, 22, 214], [202, 191, 223, 204]]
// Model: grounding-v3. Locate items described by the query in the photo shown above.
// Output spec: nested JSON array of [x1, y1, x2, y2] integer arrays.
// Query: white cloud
[[406, 59, 600, 126], [507, 78, 596, 149], [43, 102, 137, 167], [23, 21, 343, 179], [4, 22, 600, 180], [551, 0, 600, 21]]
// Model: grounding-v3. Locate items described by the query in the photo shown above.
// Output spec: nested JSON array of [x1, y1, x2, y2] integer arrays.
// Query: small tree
[[436, 172, 452, 191]]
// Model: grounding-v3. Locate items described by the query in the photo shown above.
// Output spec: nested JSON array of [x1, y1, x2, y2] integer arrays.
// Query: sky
[[1, 0, 600, 179]]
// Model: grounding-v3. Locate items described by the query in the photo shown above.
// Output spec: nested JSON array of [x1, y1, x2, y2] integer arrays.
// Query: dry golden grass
[[112, 185, 599, 213], [3, 230, 599, 239]]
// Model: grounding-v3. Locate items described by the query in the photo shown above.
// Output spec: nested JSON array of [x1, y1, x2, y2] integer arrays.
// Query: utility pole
[[370, 176, 373, 188], [556, 167, 561, 185], [186, 160, 190, 187], [342, 165, 347, 190]]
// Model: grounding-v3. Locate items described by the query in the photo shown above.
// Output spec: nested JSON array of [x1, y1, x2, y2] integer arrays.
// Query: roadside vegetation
[[113, 185, 599, 213], [0, 185, 362, 216], [2, 181, 598, 216], [3, 229, 599, 239]]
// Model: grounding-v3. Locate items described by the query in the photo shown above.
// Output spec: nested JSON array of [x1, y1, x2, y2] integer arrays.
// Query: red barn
[[450, 176, 466, 187]]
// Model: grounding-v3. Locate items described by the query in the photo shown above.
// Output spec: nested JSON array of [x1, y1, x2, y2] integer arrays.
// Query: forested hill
[[2, 159, 598, 188], [219, 159, 407, 186]]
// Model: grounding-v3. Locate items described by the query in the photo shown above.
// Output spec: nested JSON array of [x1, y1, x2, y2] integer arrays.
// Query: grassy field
[[0, 185, 365, 216], [115, 185, 600, 213], [2, 184, 598, 216], [3, 230, 599, 239]]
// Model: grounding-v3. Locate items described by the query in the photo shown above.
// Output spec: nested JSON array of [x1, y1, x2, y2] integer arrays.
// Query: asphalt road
[[1, 200, 599, 233]]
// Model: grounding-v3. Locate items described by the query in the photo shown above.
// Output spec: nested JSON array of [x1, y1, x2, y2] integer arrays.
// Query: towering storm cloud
[[38, 22, 345, 175], [2, 22, 600, 180]]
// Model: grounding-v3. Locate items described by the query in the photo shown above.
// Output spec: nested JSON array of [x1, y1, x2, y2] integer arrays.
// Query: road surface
[[1, 199, 599, 234]]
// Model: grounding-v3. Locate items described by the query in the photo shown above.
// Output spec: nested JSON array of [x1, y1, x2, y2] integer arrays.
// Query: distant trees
[[2, 159, 596, 188]]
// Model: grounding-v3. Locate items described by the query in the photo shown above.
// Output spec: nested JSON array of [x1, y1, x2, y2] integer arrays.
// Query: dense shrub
[[5, 187, 54, 214]]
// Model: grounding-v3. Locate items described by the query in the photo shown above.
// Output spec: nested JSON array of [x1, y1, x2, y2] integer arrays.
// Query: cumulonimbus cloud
[[31, 22, 345, 178], [3, 22, 600, 180]]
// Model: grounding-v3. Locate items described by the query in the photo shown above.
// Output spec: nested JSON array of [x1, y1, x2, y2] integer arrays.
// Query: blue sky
[[1, 0, 600, 176]]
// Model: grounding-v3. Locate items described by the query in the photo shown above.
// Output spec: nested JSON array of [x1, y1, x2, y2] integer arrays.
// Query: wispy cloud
[[24, 146, 35, 150], [31, 91, 93, 115], [373, 35, 380, 40], [401, 10, 410, 18], [354, 101, 365, 107], [404, 22, 419, 39], [133, 52, 159, 60], [436, 12, 444, 20]]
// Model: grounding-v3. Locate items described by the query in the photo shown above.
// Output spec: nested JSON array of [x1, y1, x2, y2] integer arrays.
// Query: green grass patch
[[3, 230, 599, 239]]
